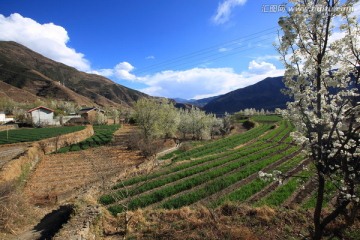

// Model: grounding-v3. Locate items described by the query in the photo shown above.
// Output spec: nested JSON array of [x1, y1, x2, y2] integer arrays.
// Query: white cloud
[[212, 0, 247, 25], [248, 60, 276, 74], [146, 55, 155, 60], [114, 62, 137, 80], [89, 68, 114, 77], [0, 13, 90, 71], [218, 47, 230, 52], [92, 61, 138, 81], [76, 58, 284, 99], [254, 55, 281, 62]]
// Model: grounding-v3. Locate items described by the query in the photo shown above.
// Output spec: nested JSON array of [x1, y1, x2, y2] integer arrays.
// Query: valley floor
[[1, 121, 359, 240]]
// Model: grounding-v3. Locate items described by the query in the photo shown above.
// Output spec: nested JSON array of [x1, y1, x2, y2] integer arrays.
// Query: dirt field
[[24, 124, 145, 205]]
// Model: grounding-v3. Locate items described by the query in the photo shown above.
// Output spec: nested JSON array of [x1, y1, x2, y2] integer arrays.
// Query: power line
[[141, 35, 276, 73], [135, 27, 279, 75]]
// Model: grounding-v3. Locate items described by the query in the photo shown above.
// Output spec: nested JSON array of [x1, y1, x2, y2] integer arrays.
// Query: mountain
[[172, 96, 218, 107], [172, 98, 192, 104], [203, 76, 290, 114], [0, 41, 148, 107], [190, 96, 219, 107]]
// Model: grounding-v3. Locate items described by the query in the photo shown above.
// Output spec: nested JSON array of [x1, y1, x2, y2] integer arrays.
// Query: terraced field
[[24, 125, 144, 205], [57, 124, 120, 153], [0, 126, 85, 145], [99, 117, 324, 215]]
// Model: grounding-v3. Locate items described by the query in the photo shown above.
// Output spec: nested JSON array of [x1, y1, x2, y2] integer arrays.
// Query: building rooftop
[[27, 106, 54, 113]]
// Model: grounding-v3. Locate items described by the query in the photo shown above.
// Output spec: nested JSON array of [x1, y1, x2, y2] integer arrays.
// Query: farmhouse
[[0, 112, 14, 124], [78, 107, 106, 124], [27, 106, 55, 126]]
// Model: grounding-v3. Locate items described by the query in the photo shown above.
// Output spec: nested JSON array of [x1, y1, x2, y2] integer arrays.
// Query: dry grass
[[0, 181, 41, 235], [101, 205, 259, 240], [99, 203, 360, 240]]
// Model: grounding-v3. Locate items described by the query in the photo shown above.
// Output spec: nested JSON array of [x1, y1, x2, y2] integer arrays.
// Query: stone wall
[[0, 125, 94, 183]]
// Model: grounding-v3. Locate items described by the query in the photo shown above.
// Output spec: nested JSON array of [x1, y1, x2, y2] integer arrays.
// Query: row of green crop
[[273, 124, 295, 143], [255, 167, 313, 207], [212, 154, 307, 207], [250, 115, 282, 123], [110, 140, 273, 191], [107, 144, 299, 214], [160, 119, 292, 161], [260, 120, 288, 142], [302, 179, 337, 209], [0, 126, 85, 145], [110, 120, 294, 190], [101, 141, 281, 204], [56, 124, 120, 153], [159, 146, 300, 210], [171, 124, 273, 162], [158, 140, 204, 160]]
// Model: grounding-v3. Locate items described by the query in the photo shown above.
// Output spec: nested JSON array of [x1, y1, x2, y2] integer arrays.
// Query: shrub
[[127, 131, 142, 150], [242, 120, 255, 130], [178, 142, 193, 152]]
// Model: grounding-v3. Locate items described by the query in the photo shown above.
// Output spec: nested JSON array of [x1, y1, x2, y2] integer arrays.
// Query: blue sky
[[0, 0, 292, 99]]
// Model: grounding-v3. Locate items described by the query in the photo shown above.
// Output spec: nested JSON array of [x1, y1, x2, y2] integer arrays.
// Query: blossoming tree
[[277, 0, 360, 239]]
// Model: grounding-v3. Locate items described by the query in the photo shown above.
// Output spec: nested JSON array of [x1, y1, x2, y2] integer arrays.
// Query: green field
[[0, 126, 85, 145], [57, 124, 120, 153], [98, 117, 323, 216]]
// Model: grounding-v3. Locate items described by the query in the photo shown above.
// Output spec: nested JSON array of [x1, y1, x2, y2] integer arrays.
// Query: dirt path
[[0, 143, 29, 169]]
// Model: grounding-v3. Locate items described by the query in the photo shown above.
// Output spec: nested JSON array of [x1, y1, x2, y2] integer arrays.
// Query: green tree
[[158, 100, 180, 138], [178, 108, 191, 139], [133, 98, 163, 142]]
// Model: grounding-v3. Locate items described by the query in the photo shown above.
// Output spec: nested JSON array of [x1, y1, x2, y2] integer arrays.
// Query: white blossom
[[277, 0, 360, 237]]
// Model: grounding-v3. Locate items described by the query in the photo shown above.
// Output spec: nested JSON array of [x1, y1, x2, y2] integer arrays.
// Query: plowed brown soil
[[24, 125, 145, 205]]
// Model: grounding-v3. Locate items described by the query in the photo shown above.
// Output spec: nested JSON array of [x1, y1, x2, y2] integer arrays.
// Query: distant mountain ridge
[[172, 96, 218, 107], [0, 41, 148, 107], [202, 76, 289, 114]]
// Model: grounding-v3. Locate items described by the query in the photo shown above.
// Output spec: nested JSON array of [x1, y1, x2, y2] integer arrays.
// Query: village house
[[0, 111, 14, 124], [27, 106, 54, 126], [78, 107, 106, 124]]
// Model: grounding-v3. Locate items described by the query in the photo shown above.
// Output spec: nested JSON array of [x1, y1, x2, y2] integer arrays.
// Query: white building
[[0, 112, 14, 123], [0, 112, 5, 122], [27, 106, 54, 126]]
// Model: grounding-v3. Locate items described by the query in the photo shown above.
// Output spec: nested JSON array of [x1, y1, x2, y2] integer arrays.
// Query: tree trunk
[[313, 170, 325, 240]]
